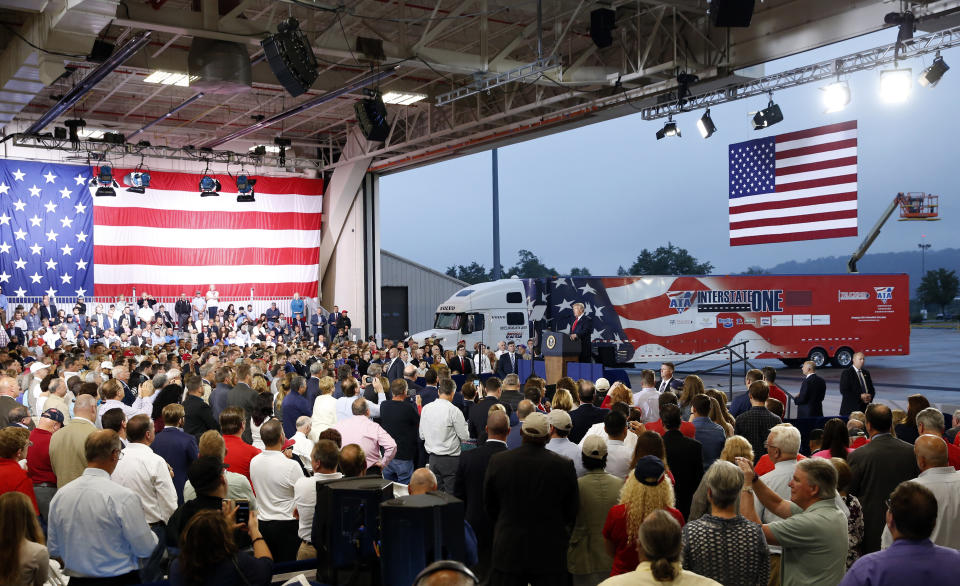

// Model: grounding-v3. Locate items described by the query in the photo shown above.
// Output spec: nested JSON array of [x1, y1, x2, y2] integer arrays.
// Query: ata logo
[[666, 291, 693, 314], [545, 334, 557, 350], [874, 287, 894, 303]]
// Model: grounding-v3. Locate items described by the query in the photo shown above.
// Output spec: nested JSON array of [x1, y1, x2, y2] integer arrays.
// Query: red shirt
[[767, 384, 788, 407], [0, 458, 38, 514], [603, 503, 685, 576], [754, 453, 806, 477], [946, 439, 960, 470], [645, 419, 696, 439], [26, 428, 56, 484], [223, 434, 261, 480], [851, 436, 870, 449]]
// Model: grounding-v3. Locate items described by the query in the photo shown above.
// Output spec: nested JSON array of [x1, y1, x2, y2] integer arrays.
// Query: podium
[[541, 330, 580, 385]]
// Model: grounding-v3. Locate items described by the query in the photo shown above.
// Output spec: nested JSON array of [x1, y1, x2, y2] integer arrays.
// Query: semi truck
[[410, 274, 910, 368]]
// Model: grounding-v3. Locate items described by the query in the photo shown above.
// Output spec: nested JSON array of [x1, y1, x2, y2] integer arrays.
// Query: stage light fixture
[[656, 115, 680, 140], [274, 137, 292, 167], [752, 97, 784, 130], [123, 171, 151, 194], [880, 68, 912, 103], [199, 175, 221, 197], [381, 91, 427, 105], [919, 55, 949, 87], [697, 109, 717, 138], [92, 165, 117, 197], [822, 81, 851, 113], [236, 174, 257, 203]]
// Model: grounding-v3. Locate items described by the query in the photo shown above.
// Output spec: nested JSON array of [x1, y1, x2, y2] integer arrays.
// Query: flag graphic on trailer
[[0, 161, 95, 298], [93, 167, 324, 297], [728, 120, 858, 246]]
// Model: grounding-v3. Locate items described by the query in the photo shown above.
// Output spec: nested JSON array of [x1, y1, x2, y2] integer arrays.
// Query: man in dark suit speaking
[[569, 302, 592, 363], [794, 360, 826, 418], [495, 342, 520, 378], [839, 352, 875, 416]]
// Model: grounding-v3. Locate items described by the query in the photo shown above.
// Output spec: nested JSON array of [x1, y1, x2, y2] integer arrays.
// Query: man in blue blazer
[[568, 385, 609, 444], [495, 342, 520, 378], [151, 403, 199, 505], [794, 360, 827, 418], [569, 302, 593, 363]]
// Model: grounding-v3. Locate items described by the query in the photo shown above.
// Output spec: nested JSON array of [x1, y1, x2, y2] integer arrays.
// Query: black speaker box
[[313, 476, 394, 579], [590, 8, 616, 49], [354, 95, 390, 142], [380, 492, 467, 586], [262, 18, 319, 97], [711, 0, 756, 27]]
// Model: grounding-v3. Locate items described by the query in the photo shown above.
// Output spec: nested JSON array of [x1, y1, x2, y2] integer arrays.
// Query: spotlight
[[274, 137, 292, 167], [919, 55, 949, 87], [880, 68, 912, 103], [236, 174, 257, 203], [656, 115, 680, 140], [697, 109, 717, 138], [92, 165, 116, 197], [199, 175, 221, 197], [123, 171, 151, 194], [822, 81, 850, 113], [752, 98, 784, 130]]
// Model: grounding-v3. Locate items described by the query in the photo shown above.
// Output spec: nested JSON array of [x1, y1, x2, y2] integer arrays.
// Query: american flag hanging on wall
[[728, 120, 858, 246], [0, 159, 324, 298]]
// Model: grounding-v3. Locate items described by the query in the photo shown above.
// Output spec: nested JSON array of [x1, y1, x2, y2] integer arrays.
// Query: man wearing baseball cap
[[483, 411, 579, 585], [546, 409, 585, 477], [27, 408, 63, 522], [568, 435, 623, 582]]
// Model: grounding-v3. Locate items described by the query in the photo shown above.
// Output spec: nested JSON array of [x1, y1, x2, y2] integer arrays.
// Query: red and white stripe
[[729, 120, 857, 246], [93, 169, 323, 297]]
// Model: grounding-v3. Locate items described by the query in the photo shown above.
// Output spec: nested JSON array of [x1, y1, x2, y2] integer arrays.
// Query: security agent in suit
[[569, 302, 593, 364], [468, 378, 513, 442], [656, 362, 685, 394], [483, 412, 578, 585], [847, 403, 918, 554], [454, 410, 510, 580], [495, 341, 520, 378], [385, 348, 406, 382], [568, 384, 609, 445], [660, 403, 703, 520], [794, 360, 827, 418], [839, 352, 876, 416]]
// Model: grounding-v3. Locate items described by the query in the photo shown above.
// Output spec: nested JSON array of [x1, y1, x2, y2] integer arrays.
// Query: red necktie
[[572, 317, 579, 332], [460, 357, 465, 371]]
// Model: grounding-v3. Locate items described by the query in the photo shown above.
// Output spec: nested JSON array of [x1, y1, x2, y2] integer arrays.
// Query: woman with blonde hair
[[551, 388, 576, 412], [706, 396, 733, 437], [678, 375, 705, 419], [0, 491, 48, 586], [602, 456, 684, 577], [687, 435, 754, 521]]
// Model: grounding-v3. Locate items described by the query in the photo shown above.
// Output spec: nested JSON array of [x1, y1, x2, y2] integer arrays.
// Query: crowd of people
[[0, 295, 958, 586]]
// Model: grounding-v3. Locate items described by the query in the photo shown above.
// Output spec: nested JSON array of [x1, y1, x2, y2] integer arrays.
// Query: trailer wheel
[[832, 348, 854, 368], [808, 348, 828, 368]]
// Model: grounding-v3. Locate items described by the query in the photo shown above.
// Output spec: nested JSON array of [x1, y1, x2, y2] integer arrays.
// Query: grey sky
[[381, 30, 959, 275]]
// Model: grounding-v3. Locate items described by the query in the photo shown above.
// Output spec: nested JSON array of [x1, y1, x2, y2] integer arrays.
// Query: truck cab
[[411, 279, 529, 351]]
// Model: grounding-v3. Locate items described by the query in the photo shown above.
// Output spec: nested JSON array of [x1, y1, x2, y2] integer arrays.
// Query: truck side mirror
[[461, 322, 471, 335]]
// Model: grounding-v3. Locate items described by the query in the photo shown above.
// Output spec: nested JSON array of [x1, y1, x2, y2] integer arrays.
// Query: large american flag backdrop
[[728, 120, 858, 246], [0, 159, 324, 298]]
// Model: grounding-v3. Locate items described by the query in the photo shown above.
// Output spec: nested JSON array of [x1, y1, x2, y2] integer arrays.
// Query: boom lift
[[847, 192, 940, 273]]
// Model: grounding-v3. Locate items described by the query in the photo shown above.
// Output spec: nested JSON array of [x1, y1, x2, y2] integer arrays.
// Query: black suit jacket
[[386, 358, 404, 382], [483, 444, 578, 573], [450, 355, 473, 376], [40, 304, 56, 321], [418, 386, 440, 407], [569, 404, 609, 444], [839, 367, 876, 415], [225, 383, 258, 444], [454, 440, 507, 550], [183, 394, 219, 442], [848, 434, 918, 553], [662, 430, 703, 521], [468, 395, 511, 441], [495, 352, 519, 378], [794, 373, 826, 418], [570, 313, 592, 362]]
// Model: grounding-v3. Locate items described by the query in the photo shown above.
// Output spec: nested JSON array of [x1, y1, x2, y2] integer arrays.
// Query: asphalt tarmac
[[627, 327, 960, 417]]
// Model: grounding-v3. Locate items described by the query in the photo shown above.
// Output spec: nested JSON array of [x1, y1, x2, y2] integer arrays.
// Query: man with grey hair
[[915, 407, 960, 468], [500, 374, 523, 413], [738, 457, 848, 586], [419, 378, 469, 493], [755, 424, 803, 524], [880, 434, 960, 549], [682, 460, 770, 585], [49, 394, 98, 487], [43, 378, 72, 425], [0, 375, 24, 427], [290, 415, 314, 466], [306, 360, 323, 403], [333, 397, 396, 474], [947, 409, 960, 444]]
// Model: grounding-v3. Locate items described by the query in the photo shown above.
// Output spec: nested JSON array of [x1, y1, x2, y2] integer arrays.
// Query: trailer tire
[[808, 348, 829, 368], [832, 348, 854, 368]]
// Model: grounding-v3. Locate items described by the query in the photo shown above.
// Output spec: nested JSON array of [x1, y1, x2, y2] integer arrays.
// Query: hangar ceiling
[[1, 1, 958, 174]]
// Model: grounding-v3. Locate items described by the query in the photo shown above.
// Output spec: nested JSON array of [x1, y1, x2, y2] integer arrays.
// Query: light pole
[[918, 242, 931, 277]]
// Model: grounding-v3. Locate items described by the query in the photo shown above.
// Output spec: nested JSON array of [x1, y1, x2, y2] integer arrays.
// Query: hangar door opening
[[381, 286, 409, 340]]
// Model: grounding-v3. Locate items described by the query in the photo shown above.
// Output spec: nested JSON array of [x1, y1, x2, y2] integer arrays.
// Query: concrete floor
[[627, 327, 960, 417]]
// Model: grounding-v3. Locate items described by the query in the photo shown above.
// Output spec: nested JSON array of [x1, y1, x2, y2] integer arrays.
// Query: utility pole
[[492, 148, 502, 279], [918, 241, 931, 277]]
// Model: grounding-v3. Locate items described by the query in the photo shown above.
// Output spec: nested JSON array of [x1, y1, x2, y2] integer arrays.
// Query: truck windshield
[[434, 313, 461, 330]]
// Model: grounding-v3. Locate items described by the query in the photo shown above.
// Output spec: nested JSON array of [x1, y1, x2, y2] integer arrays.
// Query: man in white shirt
[[473, 343, 492, 375], [249, 419, 304, 562], [293, 439, 343, 560], [602, 410, 633, 479], [545, 409, 585, 477], [632, 369, 661, 423], [110, 414, 177, 582], [418, 378, 469, 493], [494, 341, 507, 359], [881, 434, 960, 549], [290, 416, 315, 467]]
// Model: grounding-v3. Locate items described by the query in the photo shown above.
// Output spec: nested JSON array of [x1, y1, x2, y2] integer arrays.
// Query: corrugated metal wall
[[381, 250, 467, 335]]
